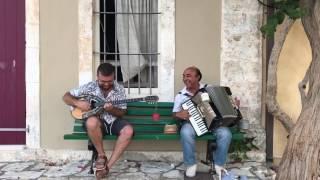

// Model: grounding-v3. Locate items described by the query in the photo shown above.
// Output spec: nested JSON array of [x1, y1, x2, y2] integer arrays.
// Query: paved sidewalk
[[0, 159, 276, 180]]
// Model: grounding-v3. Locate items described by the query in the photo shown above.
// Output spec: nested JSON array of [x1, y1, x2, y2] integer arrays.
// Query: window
[[84, 0, 174, 100], [94, 0, 159, 91]]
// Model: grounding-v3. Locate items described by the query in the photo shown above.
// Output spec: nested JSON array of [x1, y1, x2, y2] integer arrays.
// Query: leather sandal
[[94, 155, 109, 179]]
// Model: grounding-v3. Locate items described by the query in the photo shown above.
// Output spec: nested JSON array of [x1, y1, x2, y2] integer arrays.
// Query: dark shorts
[[83, 118, 131, 136]]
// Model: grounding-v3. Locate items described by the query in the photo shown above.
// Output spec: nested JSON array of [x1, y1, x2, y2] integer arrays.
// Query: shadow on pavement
[[184, 172, 214, 180]]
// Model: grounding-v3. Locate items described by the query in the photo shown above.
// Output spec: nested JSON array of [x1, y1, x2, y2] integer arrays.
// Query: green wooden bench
[[64, 102, 245, 173]]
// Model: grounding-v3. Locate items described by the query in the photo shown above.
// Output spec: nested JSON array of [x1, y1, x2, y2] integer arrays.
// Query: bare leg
[[86, 117, 105, 156], [107, 125, 133, 168]]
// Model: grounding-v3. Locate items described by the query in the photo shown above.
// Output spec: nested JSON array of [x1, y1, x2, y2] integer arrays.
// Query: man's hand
[[234, 97, 240, 108], [103, 103, 126, 117], [175, 110, 190, 121], [103, 102, 113, 112], [75, 100, 91, 111]]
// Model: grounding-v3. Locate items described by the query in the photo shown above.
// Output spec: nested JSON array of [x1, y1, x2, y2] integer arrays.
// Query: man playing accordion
[[172, 66, 240, 179]]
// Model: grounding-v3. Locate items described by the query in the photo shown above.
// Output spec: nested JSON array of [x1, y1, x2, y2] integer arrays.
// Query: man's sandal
[[94, 155, 109, 179]]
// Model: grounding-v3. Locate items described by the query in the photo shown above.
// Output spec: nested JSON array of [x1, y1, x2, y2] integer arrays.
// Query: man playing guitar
[[63, 63, 133, 179]]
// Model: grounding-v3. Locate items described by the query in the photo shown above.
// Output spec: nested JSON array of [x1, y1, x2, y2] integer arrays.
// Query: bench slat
[[73, 125, 165, 133], [71, 120, 177, 133], [127, 118, 176, 125], [72, 123, 243, 136], [127, 102, 174, 108], [126, 108, 172, 116], [64, 132, 244, 140], [133, 125, 164, 132]]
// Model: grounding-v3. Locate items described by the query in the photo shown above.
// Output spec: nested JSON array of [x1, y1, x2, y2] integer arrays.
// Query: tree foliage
[[259, 0, 306, 37]]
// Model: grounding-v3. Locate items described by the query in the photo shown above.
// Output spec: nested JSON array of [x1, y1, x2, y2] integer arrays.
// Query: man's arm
[[63, 92, 78, 106], [62, 92, 91, 111], [172, 94, 190, 121], [103, 85, 127, 118], [104, 103, 127, 118]]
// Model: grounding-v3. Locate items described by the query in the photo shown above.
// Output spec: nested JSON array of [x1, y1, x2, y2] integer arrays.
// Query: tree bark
[[266, 17, 295, 132], [276, 0, 320, 179]]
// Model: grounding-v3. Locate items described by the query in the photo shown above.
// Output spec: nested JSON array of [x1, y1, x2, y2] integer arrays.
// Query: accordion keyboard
[[182, 99, 209, 136]]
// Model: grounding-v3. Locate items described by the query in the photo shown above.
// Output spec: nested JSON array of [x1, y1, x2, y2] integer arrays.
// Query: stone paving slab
[[44, 160, 89, 178], [0, 171, 44, 179], [1, 162, 35, 172], [0, 160, 276, 180]]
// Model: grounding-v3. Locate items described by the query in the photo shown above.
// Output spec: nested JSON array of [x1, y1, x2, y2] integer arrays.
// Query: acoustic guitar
[[71, 94, 159, 120]]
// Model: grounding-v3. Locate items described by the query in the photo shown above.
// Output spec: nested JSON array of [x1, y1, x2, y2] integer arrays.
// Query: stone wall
[[221, 1, 266, 152]]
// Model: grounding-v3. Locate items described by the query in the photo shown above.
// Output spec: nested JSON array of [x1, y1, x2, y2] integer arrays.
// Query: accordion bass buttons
[[201, 92, 210, 102]]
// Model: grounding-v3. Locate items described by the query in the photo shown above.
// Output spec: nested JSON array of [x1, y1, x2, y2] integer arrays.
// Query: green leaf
[[285, 7, 304, 19], [275, 12, 285, 24], [259, 0, 305, 37], [260, 15, 279, 37]]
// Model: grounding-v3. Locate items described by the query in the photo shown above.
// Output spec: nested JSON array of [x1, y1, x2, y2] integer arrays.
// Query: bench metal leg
[[201, 140, 216, 165], [201, 140, 217, 178], [88, 140, 97, 174], [206, 140, 216, 163]]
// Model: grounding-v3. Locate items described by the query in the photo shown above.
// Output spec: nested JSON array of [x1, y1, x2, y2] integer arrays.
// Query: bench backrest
[[71, 102, 175, 135], [125, 102, 175, 134], [66, 101, 244, 141]]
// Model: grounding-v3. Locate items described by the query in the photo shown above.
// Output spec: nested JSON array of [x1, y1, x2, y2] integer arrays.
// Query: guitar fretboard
[[107, 98, 145, 105], [95, 97, 145, 107]]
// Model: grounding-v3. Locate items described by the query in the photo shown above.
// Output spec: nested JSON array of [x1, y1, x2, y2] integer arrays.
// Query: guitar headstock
[[144, 95, 159, 103]]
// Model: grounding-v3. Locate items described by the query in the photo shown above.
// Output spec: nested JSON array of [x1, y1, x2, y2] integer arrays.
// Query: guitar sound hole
[[90, 100, 98, 109]]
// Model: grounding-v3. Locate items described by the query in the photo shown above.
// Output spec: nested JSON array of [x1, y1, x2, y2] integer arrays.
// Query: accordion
[[182, 86, 242, 136]]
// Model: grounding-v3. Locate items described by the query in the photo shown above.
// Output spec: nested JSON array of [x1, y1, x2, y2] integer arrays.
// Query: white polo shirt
[[172, 83, 207, 113]]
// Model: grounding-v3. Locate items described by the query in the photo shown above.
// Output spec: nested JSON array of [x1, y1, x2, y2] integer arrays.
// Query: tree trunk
[[266, 17, 295, 132], [276, 0, 320, 179]]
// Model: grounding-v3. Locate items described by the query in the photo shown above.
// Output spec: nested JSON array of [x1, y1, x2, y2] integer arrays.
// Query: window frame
[[78, 0, 175, 101], [95, 0, 160, 89]]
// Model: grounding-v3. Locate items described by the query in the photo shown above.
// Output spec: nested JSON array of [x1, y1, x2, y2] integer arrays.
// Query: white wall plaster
[[157, 0, 175, 102], [79, 0, 94, 85], [26, 0, 40, 148]]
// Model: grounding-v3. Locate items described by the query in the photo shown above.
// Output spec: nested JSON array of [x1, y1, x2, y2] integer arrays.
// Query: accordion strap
[[198, 84, 208, 92]]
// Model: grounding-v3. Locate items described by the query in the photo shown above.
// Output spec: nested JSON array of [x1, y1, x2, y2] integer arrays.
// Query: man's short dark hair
[[194, 67, 202, 81], [97, 63, 115, 76]]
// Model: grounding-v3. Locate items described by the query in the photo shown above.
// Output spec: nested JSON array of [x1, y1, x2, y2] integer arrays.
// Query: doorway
[[0, 0, 26, 145]]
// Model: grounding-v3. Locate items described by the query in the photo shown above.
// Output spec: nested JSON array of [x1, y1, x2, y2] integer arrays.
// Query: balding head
[[185, 66, 202, 81]]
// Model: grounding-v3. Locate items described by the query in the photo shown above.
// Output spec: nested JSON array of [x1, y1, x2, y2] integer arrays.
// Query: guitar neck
[[96, 97, 145, 107], [110, 97, 145, 105]]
